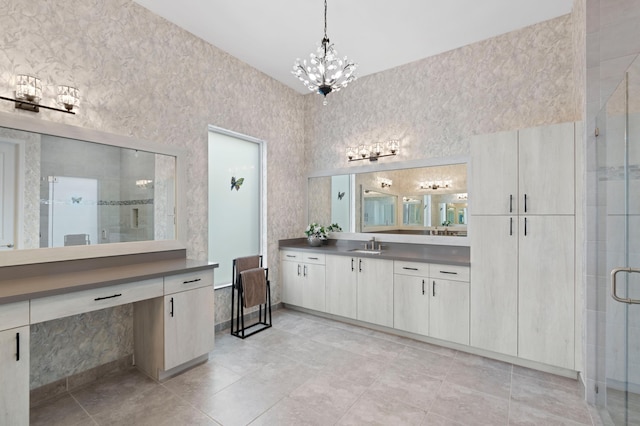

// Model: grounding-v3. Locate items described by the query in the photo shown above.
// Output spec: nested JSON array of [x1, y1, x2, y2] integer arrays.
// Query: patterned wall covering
[[0, 0, 582, 388], [304, 14, 579, 173], [0, 0, 305, 387]]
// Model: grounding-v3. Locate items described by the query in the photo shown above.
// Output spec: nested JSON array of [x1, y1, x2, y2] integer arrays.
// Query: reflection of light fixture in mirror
[[136, 179, 154, 188], [0, 74, 78, 114], [420, 180, 452, 190], [379, 177, 392, 188], [57, 85, 80, 112], [457, 193, 468, 200], [347, 139, 400, 162]]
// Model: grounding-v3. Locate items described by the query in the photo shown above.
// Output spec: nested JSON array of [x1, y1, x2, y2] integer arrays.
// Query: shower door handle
[[610, 267, 640, 304]]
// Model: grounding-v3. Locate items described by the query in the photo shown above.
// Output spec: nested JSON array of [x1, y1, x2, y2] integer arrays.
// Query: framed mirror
[[0, 111, 186, 266], [307, 157, 469, 245]]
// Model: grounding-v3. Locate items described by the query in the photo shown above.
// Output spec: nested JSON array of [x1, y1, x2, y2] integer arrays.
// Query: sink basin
[[348, 249, 382, 255]]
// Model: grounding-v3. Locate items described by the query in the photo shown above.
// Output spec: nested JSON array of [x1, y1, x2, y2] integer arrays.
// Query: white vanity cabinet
[[0, 301, 29, 426], [281, 251, 326, 312], [393, 261, 430, 335], [428, 264, 470, 345], [134, 270, 215, 380], [325, 255, 357, 319], [470, 122, 576, 369], [355, 257, 394, 327]]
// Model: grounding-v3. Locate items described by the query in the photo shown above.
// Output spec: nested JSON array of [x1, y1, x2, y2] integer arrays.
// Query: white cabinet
[[0, 301, 29, 426], [324, 255, 393, 327], [325, 255, 357, 319], [356, 257, 394, 327], [470, 122, 576, 369], [470, 215, 518, 356], [518, 215, 575, 369], [164, 286, 215, 370], [134, 270, 215, 380], [281, 251, 326, 312], [393, 274, 429, 335]]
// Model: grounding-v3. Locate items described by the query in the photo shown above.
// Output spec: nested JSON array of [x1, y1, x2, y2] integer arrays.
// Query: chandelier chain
[[324, 0, 328, 39]]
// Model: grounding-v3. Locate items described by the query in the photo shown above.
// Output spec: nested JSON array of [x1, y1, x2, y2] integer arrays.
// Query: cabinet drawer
[[394, 261, 429, 277], [303, 253, 325, 265], [430, 264, 470, 282], [165, 269, 214, 294], [0, 301, 29, 330], [30, 278, 164, 324], [281, 251, 302, 262]]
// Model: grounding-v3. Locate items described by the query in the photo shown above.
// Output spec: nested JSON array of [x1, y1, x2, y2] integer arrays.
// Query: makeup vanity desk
[[0, 250, 218, 425]]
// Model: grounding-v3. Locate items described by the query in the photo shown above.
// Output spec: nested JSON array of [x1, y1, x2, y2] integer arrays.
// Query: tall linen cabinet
[[470, 122, 576, 369]]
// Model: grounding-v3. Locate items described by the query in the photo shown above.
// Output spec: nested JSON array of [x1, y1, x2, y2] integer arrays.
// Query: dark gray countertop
[[0, 258, 218, 305], [279, 238, 470, 266]]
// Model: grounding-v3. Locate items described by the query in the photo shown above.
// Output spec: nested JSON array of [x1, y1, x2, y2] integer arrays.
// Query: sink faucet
[[365, 237, 378, 250]]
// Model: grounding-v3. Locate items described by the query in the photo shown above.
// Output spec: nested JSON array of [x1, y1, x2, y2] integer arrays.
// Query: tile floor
[[31, 309, 603, 425]]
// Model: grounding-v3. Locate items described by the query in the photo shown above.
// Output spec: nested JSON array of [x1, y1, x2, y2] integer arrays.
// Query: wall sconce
[[347, 139, 399, 162], [420, 180, 452, 190], [379, 177, 393, 188], [0, 74, 78, 114]]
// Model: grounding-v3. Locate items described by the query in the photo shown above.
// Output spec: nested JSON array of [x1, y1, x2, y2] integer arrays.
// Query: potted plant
[[305, 223, 327, 246]]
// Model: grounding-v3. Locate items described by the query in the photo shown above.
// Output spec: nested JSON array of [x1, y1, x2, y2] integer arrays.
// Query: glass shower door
[[600, 57, 640, 426]]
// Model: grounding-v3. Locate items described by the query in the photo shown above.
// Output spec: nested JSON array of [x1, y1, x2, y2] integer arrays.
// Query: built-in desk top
[[0, 250, 218, 305]]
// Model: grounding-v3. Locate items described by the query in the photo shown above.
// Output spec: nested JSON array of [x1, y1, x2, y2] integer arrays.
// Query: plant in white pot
[[305, 223, 327, 246]]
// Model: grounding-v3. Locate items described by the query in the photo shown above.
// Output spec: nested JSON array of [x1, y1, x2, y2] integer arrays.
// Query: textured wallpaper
[[0, 0, 582, 389]]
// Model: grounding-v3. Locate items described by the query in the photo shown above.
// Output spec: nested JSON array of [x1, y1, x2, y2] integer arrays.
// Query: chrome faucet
[[364, 237, 376, 250]]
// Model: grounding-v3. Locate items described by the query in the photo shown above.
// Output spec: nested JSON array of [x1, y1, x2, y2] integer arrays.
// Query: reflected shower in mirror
[[0, 126, 176, 250]]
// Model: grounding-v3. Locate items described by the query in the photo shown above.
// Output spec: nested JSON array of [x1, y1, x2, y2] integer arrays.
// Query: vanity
[[0, 112, 216, 425]]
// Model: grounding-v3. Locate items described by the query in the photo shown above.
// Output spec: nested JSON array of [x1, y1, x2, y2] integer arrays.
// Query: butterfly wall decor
[[337, 191, 345, 200], [230, 176, 244, 191], [71, 196, 82, 204]]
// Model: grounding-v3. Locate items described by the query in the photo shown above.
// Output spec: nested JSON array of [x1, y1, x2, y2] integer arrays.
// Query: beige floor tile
[[207, 342, 283, 376], [337, 391, 426, 425], [250, 396, 336, 425], [445, 357, 512, 400], [69, 367, 158, 416], [162, 361, 242, 407], [510, 373, 593, 424], [429, 382, 510, 425], [198, 376, 288, 426], [365, 364, 442, 411], [90, 386, 217, 426], [394, 345, 455, 380], [509, 401, 592, 425], [421, 412, 467, 425], [30, 393, 95, 426]]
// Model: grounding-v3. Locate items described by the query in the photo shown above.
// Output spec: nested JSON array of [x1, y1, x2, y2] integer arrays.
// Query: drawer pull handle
[[170, 297, 174, 317], [308, 257, 319, 260], [286, 255, 296, 258], [433, 280, 436, 297], [439, 271, 457, 275], [16, 332, 20, 361], [94, 293, 122, 301], [403, 267, 419, 271], [183, 278, 202, 284], [422, 279, 425, 295]]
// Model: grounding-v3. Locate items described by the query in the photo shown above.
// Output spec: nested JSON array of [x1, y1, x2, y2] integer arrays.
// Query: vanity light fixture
[[347, 139, 399, 162], [0, 74, 78, 114], [420, 180, 452, 190], [379, 178, 393, 188]]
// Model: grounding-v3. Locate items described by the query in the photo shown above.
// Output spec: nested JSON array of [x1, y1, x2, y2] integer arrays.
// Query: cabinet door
[[430, 279, 469, 345], [518, 215, 575, 369], [470, 215, 518, 356], [357, 258, 394, 327], [325, 256, 357, 319], [302, 263, 326, 312], [470, 130, 518, 215], [165, 286, 215, 370], [281, 260, 303, 306], [519, 122, 574, 215], [0, 326, 29, 426], [394, 274, 429, 335]]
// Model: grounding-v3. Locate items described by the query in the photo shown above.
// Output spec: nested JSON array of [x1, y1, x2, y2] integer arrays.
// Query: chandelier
[[292, 0, 357, 105]]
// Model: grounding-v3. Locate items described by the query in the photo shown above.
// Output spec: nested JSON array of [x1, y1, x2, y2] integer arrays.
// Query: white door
[[0, 142, 16, 251]]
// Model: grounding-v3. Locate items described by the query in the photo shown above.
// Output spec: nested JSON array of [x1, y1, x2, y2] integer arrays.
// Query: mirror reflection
[[308, 163, 468, 237], [0, 126, 176, 250]]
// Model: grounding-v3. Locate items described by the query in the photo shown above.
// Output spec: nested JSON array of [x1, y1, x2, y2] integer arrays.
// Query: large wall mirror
[[0, 112, 186, 266], [307, 158, 469, 245]]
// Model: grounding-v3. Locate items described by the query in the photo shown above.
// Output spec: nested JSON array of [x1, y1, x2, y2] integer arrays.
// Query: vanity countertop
[[279, 238, 470, 267], [0, 256, 218, 305]]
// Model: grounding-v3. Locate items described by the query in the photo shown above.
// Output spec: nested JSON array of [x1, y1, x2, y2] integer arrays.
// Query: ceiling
[[134, 0, 573, 94]]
